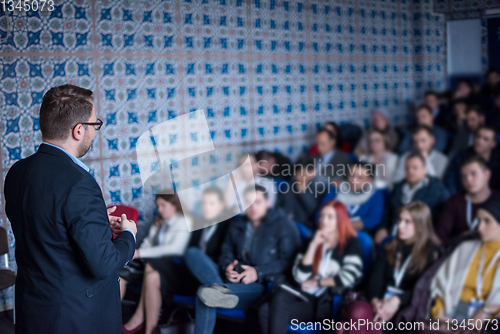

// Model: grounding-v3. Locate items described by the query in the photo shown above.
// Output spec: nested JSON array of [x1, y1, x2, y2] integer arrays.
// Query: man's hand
[[108, 206, 122, 233], [120, 214, 137, 235], [240, 265, 258, 284], [225, 260, 242, 283]]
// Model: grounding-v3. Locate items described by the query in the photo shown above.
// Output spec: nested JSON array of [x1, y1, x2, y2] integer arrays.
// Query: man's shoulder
[[335, 150, 351, 161]]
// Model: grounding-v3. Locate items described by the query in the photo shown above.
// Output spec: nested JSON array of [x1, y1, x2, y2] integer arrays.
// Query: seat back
[[356, 231, 374, 279], [0, 226, 9, 256], [107, 205, 139, 239], [294, 222, 312, 245]]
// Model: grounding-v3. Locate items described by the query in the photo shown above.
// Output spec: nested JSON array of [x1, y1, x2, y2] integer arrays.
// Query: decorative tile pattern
[[0, 0, 450, 308], [0, 0, 93, 53], [181, 0, 248, 54], [95, 0, 177, 53], [98, 56, 180, 158], [0, 56, 96, 168]]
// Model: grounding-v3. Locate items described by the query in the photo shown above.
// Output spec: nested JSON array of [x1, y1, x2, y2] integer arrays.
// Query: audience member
[[375, 153, 450, 244], [444, 98, 468, 135], [437, 155, 497, 247], [226, 153, 278, 209], [258, 201, 363, 334], [120, 193, 191, 298], [308, 121, 341, 156], [444, 125, 500, 195], [394, 126, 448, 183], [424, 91, 448, 129], [340, 201, 440, 330], [479, 68, 499, 110], [448, 106, 484, 157], [256, 150, 293, 181], [398, 105, 448, 154], [312, 128, 352, 180], [121, 190, 222, 334], [276, 158, 327, 229], [453, 78, 476, 104], [486, 87, 500, 135], [320, 162, 385, 234], [358, 129, 398, 190], [431, 194, 500, 325], [355, 109, 399, 155], [183, 185, 300, 334]]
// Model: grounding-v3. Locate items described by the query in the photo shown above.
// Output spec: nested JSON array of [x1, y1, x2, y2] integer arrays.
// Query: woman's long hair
[[152, 193, 183, 227], [318, 200, 357, 254], [385, 201, 441, 274]]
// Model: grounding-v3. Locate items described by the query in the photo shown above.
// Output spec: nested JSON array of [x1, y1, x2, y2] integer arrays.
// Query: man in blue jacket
[[4, 84, 137, 334], [183, 185, 301, 334]]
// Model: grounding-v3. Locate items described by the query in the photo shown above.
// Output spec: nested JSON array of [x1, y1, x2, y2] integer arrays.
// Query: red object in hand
[[107, 205, 139, 239]]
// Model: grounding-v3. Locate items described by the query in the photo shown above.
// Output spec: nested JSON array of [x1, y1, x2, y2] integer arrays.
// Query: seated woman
[[121, 193, 192, 334], [358, 129, 398, 190], [430, 193, 500, 326], [340, 201, 440, 332], [258, 200, 363, 334]]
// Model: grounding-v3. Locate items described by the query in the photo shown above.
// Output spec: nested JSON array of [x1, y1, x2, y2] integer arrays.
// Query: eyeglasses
[[73, 118, 103, 130]]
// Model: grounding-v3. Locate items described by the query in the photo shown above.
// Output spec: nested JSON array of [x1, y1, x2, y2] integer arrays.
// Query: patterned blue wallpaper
[[0, 0, 446, 307]]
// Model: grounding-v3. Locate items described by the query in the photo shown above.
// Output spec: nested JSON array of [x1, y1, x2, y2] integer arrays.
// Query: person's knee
[[144, 262, 156, 274], [184, 247, 201, 263], [145, 269, 160, 286]]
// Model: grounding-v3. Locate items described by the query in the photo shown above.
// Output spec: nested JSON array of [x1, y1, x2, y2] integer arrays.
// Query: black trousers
[[259, 288, 328, 334]]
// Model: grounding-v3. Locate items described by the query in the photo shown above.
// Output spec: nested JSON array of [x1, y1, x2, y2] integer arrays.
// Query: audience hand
[[133, 250, 140, 260], [311, 229, 326, 247], [225, 260, 241, 283], [374, 229, 388, 245], [433, 309, 452, 330], [301, 279, 318, 290], [240, 265, 258, 284], [371, 298, 383, 312], [120, 214, 137, 235], [375, 296, 400, 322]]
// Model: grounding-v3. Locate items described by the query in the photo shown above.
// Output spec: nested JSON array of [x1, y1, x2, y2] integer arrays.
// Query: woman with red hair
[[258, 200, 363, 334]]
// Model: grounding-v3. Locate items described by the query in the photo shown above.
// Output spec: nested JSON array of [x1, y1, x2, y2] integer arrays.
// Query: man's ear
[[72, 124, 84, 141], [485, 169, 492, 182]]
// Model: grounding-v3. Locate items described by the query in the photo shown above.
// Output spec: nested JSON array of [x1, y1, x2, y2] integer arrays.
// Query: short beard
[[77, 136, 92, 158]]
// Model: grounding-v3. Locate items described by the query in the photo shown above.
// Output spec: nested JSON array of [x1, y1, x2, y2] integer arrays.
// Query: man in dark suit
[[4, 84, 137, 334], [448, 106, 484, 158], [314, 128, 352, 181]]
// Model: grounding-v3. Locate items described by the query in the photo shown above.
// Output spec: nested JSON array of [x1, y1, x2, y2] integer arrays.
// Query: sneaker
[[197, 284, 239, 308]]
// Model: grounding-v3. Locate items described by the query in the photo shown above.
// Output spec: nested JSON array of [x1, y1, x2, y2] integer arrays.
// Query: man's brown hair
[[39, 84, 94, 140]]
